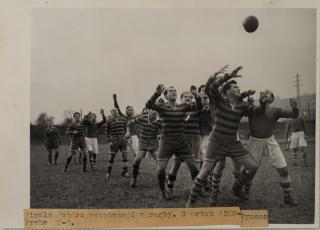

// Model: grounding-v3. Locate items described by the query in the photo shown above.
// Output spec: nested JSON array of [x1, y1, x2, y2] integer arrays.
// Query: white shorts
[[85, 137, 99, 154], [290, 131, 307, 149], [200, 135, 210, 160], [128, 135, 139, 153], [246, 136, 287, 169]]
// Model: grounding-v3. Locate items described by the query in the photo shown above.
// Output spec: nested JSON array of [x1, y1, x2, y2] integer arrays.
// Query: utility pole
[[294, 73, 301, 112]]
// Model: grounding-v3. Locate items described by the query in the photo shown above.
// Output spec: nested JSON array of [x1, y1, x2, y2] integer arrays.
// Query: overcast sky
[[31, 8, 316, 123]]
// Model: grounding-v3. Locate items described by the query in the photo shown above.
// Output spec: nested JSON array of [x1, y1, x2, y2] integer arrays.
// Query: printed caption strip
[[24, 208, 268, 228]]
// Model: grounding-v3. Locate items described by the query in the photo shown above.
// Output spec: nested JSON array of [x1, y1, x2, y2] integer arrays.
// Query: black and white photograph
[[0, 1, 319, 229], [29, 7, 317, 225]]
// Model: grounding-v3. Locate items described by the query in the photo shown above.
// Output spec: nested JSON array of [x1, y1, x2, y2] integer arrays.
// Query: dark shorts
[[204, 134, 250, 162], [46, 138, 59, 150], [109, 136, 127, 153], [138, 138, 159, 152], [174, 134, 201, 161], [158, 135, 193, 161], [70, 136, 87, 151]]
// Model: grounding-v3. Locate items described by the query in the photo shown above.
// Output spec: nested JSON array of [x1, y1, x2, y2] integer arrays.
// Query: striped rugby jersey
[[66, 120, 89, 137], [44, 126, 61, 142], [146, 92, 202, 137], [127, 113, 161, 139], [208, 78, 266, 140], [105, 115, 127, 138]]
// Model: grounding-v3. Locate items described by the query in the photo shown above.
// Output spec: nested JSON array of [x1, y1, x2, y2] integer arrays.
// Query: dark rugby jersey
[[105, 115, 127, 138], [127, 113, 161, 139], [199, 108, 214, 135], [86, 115, 106, 138], [66, 120, 89, 137], [286, 117, 306, 137], [184, 111, 200, 135], [44, 126, 60, 142], [249, 107, 298, 139], [208, 77, 266, 139], [146, 92, 202, 137]]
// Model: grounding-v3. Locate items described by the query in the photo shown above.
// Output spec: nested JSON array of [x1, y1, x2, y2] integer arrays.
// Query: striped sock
[[189, 177, 207, 203], [243, 181, 252, 196], [293, 151, 298, 165], [212, 172, 222, 194], [280, 176, 292, 198]]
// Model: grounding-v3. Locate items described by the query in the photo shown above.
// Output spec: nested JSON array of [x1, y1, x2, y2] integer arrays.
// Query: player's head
[[73, 112, 81, 122], [126, 106, 134, 117], [180, 91, 193, 104], [201, 94, 209, 107], [247, 96, 254, 105], [223, 80, 241, 98], [111, 108, 119, 117], [260, 89, 274, 104], [148, 110, 158, 123], [90, 113, 97, 122], [164, 86, 177, 101], [198, 85, 206, 96]]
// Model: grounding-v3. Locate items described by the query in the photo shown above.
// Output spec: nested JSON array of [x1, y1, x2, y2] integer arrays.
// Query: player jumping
[[185, 66, 267, 207], [145, 84, 201, 200]]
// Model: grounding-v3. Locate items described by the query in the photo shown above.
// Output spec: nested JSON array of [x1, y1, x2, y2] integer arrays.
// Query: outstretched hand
[[156, 84, 165, 95], [228, 66, 243, 78]]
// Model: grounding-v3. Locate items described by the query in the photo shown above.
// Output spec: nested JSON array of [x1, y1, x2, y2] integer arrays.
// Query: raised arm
[[208, 66, 243, 104], [276, 99, 299, 119], [145, 84, 165, 112], [285, 119, 292, 141], [97, 109, 107, 128], [105, 120, 111, 141], [113, 94, 125, 117], [240, 89, 256, 101]]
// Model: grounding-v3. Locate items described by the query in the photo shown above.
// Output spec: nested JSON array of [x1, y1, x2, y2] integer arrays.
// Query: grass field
[[30, 141, 315, 224]]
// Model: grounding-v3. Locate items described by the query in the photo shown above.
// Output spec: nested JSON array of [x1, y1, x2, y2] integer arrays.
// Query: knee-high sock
[[157, 171, 166, 193], [93, 153, 97, 164], [167, 174, 177, 189], [82, 154, 87, 171], [212, 171, 222, 194], [280, 176, 292, 198], [107, 153, 116, 174], [48, 151, 52, 164], [132, 161, 140, 179], [54, 151, 59, 162], [189, 177, 207, 203], [64, 153, 73, 170], [293, 150, 298, 165]]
